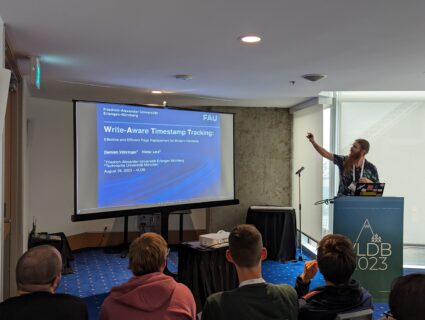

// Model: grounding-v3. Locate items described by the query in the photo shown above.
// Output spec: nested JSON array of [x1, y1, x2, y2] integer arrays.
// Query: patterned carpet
[[56, 248, 389, 320]]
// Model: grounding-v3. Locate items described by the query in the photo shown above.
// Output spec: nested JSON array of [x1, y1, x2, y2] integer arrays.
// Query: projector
[[199, 231, 230, 248]]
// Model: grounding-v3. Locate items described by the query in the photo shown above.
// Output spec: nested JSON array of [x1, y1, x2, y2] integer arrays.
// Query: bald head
[[16, 245, 62, 293]]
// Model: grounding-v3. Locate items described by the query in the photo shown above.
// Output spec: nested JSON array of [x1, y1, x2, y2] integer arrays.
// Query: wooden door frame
[[4, 33, 24, 298]]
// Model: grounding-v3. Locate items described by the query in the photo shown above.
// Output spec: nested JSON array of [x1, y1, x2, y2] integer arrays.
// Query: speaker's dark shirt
[[333, 154, 379, 196], [0, 291, 88, 320]]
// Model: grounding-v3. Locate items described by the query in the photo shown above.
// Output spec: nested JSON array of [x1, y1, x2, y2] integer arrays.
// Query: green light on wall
[[35, 60, 41, 89], [30, 57, 41, 90]]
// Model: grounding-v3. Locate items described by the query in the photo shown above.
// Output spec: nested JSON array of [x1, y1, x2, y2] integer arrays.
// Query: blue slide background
[[96, 103, 221, 208]]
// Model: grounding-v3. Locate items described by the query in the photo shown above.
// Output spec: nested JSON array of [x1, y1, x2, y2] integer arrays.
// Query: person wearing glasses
[[307, 133, 379, 196], [100, 233, 196, 320], [382, 273, 425, 320]]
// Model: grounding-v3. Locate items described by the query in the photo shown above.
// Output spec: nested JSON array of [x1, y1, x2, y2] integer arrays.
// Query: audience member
[[0, 245, 88, 320], [99, 232, 196, 320], [202, 224, 298, 320], [295, 234, 372, 320], [385, 273, 425, 320]]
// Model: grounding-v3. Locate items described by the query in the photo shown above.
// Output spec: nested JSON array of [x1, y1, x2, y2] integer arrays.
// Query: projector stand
[[120, 216, 129, 258], [104, 215, 130, 256], [117, 211, 170, 258], [160, 210, 170, 242], [160, 210, 177, 278]]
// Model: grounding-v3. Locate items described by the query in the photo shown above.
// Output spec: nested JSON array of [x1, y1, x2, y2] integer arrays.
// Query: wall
[[205, 106, 293, 232], [0, 16, 3, 67], [291, 105, 323, 241]]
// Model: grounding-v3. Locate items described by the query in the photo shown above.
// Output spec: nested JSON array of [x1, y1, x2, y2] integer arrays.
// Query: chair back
[[335, 308, 374, 320]]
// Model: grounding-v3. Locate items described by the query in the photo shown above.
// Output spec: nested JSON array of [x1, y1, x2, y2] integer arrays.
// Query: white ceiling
[[2, 0, 425, 107]]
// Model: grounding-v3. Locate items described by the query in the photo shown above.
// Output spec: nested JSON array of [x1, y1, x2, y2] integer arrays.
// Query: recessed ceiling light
[[301, 74, 327, 82], [239, 35, 262, 44], [174, 74, 193, 80], [151, 90, 163, 94]]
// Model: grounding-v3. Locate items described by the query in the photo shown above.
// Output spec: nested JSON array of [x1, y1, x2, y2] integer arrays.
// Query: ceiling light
[[151, 90, 163, 94], [239, 35, 262, 44], [301, 74, 327, 82]]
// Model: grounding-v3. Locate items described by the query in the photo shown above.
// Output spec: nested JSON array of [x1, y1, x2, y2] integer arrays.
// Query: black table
[[28, 232, 74, 274], [246, 206, 297, 262], [178, 241, 238, 312]]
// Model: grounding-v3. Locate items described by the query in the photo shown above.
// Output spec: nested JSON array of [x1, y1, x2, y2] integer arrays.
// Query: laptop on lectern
[[355, 182, 385, 197]]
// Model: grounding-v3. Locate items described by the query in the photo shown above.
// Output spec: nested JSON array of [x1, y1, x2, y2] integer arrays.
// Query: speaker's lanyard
[[353, 159, 365, 182]]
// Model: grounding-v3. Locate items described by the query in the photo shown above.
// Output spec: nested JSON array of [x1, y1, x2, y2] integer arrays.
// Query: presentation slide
[[75, 101, 234, 215]]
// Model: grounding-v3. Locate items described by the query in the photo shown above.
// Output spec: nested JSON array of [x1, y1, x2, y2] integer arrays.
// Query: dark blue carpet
[[57, 248, 389, 319]]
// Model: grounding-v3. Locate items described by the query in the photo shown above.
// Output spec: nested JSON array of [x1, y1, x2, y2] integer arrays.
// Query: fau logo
[[202, 114, 217, 122]]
